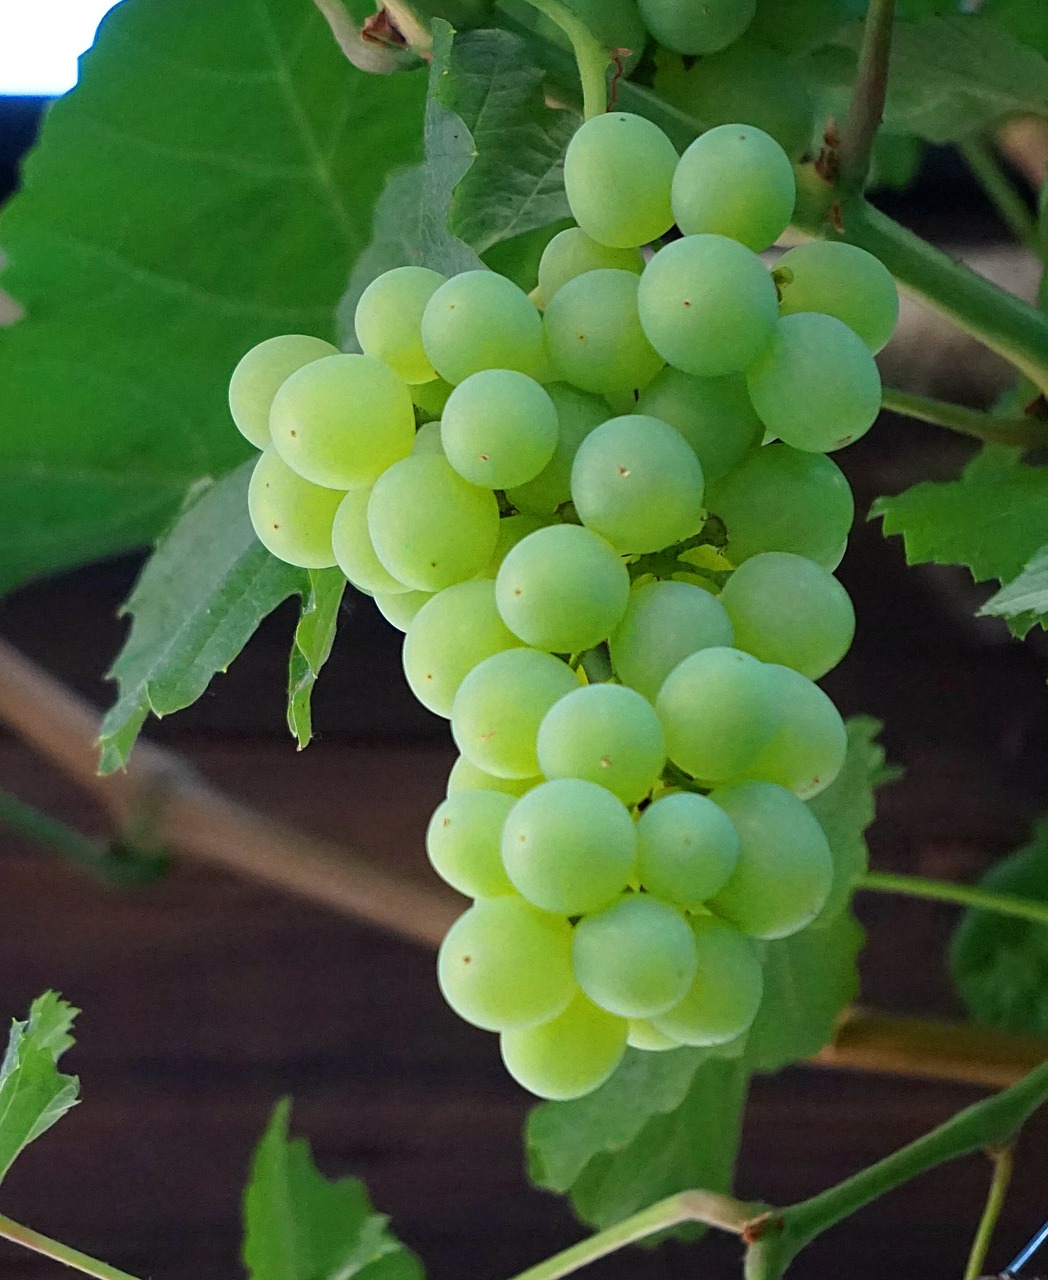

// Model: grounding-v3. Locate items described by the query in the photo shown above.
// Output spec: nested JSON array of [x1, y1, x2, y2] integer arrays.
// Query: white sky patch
[[0, 0, 120, 96]]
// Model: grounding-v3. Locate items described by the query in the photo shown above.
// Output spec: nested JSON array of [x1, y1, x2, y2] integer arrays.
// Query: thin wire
[[1006, 1216, 1048, 1275]]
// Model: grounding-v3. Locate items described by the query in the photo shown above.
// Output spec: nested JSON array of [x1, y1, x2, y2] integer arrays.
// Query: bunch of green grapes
[[226, 108, 898, 1103]]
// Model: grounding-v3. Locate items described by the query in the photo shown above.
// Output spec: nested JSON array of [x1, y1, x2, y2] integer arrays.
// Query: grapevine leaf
[[950, 818, 1048, 1034], [243, 1100, 423, 1280], [98, 464, 306, 774], [526, 1049, 748, 1230], [979, 544, 1048, 637], [0, 0, 425, 596], [0, 993, 80, 1187], [288, 569, 347, 749]]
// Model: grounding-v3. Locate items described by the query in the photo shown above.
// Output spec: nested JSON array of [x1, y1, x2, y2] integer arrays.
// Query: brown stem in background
[[836, 0, 897, 194]]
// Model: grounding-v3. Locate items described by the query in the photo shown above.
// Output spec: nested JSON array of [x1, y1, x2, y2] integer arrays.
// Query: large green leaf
[[0, 0, 425, 595], [979, 544, 1048, 637]]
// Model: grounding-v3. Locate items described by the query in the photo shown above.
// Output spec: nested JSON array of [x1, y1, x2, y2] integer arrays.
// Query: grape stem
[[857, 870, 1048, 929], [836, 0, 897, 194], [963, 1144, 1014, 1280], [517, 0, 609, 119], [880, 386, 1048, 448], [0, 1213, 143, 1280], [959, 137, 1040, 255]]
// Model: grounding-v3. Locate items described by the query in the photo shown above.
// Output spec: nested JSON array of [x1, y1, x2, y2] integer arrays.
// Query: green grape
[[707, 443, 854, 569], [563, 113, 678, 249], [639, 0, 755, 52], [495, 524, 630, 653], [776, 242, 899, 353], [248, 449, 342, 569], [367, 454, 500, 592], [403, 579, 519, 718], [746, 313, 882, 452], [719, 551, 855, 679], [441, 370, 558, 489], [446, 754, 538, 798], [412, 420, 445, 455], [709, 780, 832, 938], [507, 384, 608, 517], [571, 415, 705, 554], [501, 778, 637, 914], [421, 270, 547, 384], [572, 895, 697, 1018], [609, 580, 734, 702], [500, 993, 628, 1100], [627, 1019, 682, 1051], [451, 648, 580, 778], [636, 368, 762, 485], [412, 377, 454, 421], [652, 917, 763, 1045], [536, 683, 666, 805], [270, 353, 415, 489], [544, 269, 665, 396], [639, 235, 779, 379], [741, 663, 847, 798], [537, 228, 645, 304], [331, 487, 410, 596], [354, 265, 447, 384], [228, 333, 339, 449], [484, 513, 549, 576], [655, 646, 779, 781], [374, 589, 432, 632], [672, 124, 796, 252], [426, 789, 516, 897], [437, 896, 576, 1031], [636, 791, 740, 907]]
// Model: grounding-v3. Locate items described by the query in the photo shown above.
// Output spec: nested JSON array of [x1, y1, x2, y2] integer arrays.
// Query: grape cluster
[[228, 114, 897, 1101]]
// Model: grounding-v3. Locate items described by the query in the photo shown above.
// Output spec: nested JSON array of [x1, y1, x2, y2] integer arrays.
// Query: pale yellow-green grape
[[537, 228, 645, 304], [426, 789, 516, 897], [652, 917, 763, 1045], [367, 454, 500, 592], [626, 1019, 682, 1051], [248, 449, 342, 569], [421, 270, 547, 384], [437, 896, 576, 1031], [354, 265, 446, 383], [445, 755, 539, 798], [636, 791, 740, 907], [270, 353, 415, 489], [373, 590, 432, 632], [741, 663, 847, 798], [563, 113, 678, 249], [451, 648, 580, 778], [402, 579, 519, 717], [228, 333, 339, 449], [500, 993, 628, 1100], [412, 377, 454, 421], [331, 487, 410, 596], [441, 370, 559, 489], [636, 367, 763, 485], [709, 780, 833, 938], [483, 513, 549, 577], [507, 384, 608, 517], [776, 241, 899, 353], [639, 0, 756, 53], [412, 420, 445, 455]]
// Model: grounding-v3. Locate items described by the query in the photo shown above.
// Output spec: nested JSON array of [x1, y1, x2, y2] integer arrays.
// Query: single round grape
[[537, 683, 666, 805], [571, 415, 705, 554], [495, 524, 630, 654], [636, 368, 763, 485], [636, 791, 740, 907], [437, 896, 576, 1031], [746, 313, 882, 452], [672, 124, 796, 252], [367, 454, 500, 592], [573, 895, 697, 1018], [638, 236, 779, 378], [441, 370, 558, 489], [544, 269, 664, 397], [652, 917, 763, 1045], [332, 487, 410, 595], [500, 993, 628, 1100], [627, 1019, 682, 1051], [655, 646, 779, 781], [709, 781, 833, 938], [719, 551, 855, 679], [374, 589, 432, 632], [484, 513, 549, 576], [426, 789, 516, 897], [639, 0, 755, 52], [563, 113, 678, 249], [741, 664, 847, 798], [229, 334, 339, 449], [421, 270, 547, 384], [403, 579, 519, 717], [354, 265, 447, 383], [537, 228, 645, 305], [502, 778, 637, 915], [270, 353, 415, 489], [412, 377, 453, 421], [507, 384, 608, 517], [776, 242, 899, 354], [248, 449, 342, 568], [412, 420, 445, 455], [609, 580, 734, 702], [446, 755, 538, 798], [707, 443, 854, 569], [451, 648, 580, 778]]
